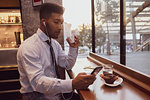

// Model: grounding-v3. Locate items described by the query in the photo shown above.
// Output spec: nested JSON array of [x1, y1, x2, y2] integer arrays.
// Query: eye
[[54, 21, 59, 24], [54, 19, 63, 25]]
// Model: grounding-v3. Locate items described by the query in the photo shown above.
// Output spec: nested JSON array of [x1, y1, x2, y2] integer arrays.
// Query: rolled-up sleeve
[[21, 46, 73, 95]]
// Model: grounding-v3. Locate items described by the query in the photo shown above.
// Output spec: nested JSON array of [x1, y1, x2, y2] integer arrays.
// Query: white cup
[[68, 29, 79, 43], [68, 35, 75, 43]]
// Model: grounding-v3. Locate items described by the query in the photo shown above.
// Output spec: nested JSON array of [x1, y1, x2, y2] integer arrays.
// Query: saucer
[[101, 77, 123, 87]]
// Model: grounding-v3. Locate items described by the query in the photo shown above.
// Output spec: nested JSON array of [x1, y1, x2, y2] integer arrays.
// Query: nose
[[58, 24, 63, 30]]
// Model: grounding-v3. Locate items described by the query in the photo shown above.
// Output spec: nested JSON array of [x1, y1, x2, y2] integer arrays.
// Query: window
[[63, 0, 91, 56], [95, 0, 150, 76], [94, 0, 120, 59], [125, 0, 150, 75], [63, 0, 150, 76]]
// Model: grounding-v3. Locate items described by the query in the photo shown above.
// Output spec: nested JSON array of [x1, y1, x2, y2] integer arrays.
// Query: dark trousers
[[22, 92, 48, 100], [22, 92, 81, 100], [61, 92, 81, 100]]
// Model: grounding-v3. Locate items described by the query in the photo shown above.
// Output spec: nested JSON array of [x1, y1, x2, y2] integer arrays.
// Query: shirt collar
[[36, 28, 49, 42]]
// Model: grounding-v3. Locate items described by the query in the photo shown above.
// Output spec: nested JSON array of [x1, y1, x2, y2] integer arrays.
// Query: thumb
[[78, 72, 87, 75], [66, 37, 72, 44]]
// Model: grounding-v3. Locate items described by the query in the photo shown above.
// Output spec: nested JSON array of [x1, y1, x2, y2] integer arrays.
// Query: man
[[17, 3, 96, 100]]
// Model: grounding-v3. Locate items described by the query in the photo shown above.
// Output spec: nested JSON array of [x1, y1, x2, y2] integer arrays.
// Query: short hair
[[39, 3, 64, 20]]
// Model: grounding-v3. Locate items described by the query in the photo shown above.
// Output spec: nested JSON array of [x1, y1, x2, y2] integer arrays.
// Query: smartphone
[[91, 66, 103, 75]]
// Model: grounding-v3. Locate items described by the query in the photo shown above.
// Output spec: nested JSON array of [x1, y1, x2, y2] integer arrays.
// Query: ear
[[41, 19, 47, 26]]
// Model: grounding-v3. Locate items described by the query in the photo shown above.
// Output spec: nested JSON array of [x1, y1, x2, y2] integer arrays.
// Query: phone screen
[[91, 66, 103, 75]]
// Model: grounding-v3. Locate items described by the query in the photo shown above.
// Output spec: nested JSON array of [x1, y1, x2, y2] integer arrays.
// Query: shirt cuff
[[60, 79, 73, 93]]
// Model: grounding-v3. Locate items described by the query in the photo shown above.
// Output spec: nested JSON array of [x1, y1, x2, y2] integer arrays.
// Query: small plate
[[101, 77, 123, 87]]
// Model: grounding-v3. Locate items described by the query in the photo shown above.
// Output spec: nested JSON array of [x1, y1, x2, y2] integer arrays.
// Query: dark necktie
[[45, 40, 60, 78], [46, 40, 74, 100]]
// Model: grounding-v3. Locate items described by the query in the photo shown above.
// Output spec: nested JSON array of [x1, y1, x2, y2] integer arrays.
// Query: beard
[[45, 22, 60, 39]]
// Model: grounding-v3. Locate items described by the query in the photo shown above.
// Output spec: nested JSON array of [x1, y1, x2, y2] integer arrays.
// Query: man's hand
[[72, 73, 96, 90], [66, 35, 80, 48]]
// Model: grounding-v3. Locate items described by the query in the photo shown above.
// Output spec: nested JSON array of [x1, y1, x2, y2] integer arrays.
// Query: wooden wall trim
[[0, 0, 20, 8]]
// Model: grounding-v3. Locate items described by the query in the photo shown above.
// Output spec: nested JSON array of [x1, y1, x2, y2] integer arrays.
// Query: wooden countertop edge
[[114, 69, 150, 95], [78, 89, 97, 100], [87, 55, 150, 95]]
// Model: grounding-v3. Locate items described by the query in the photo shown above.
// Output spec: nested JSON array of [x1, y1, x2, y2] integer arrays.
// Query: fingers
[[83, 74, 96, 80], [66, 36, 80, 48], [66, 36, 79, 43], [74, 36, 80, 44], [82, 74, 96, 85], [73, 73, 96, 90], [74, 35, 78, 39], [66, 37, 71, 44], [79, 73, 96, 83], [78, 72, 87, 75]]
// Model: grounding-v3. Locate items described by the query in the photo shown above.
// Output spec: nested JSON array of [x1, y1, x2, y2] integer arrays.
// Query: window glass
[[125, 0, 150, 75], [63, 0, 150, 76], [95, 0, 150, 76], [63, 0, 91, 57], [94, 0, 120, 61]]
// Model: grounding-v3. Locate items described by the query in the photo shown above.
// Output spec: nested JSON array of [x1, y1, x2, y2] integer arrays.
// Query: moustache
[[55, 30, 62, 34]]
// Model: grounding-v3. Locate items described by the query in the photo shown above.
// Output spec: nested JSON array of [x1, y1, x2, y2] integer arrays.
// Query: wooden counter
[[70, 53, 150, 100]]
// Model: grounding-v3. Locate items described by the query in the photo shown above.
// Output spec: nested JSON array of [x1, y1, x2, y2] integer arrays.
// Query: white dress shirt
[[17, 28, 78, 99]]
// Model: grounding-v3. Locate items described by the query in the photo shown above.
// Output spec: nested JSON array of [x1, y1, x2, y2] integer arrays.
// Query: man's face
[[46, 13, 64, 39]]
